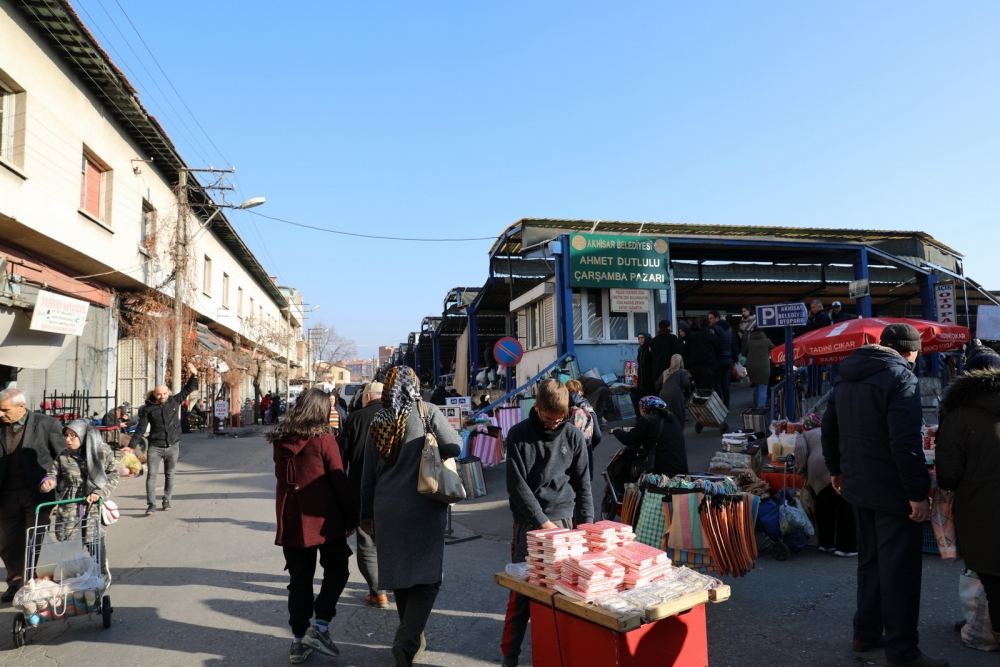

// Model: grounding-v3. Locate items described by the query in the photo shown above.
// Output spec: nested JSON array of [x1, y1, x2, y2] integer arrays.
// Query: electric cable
[[246, 211, 496, 242]]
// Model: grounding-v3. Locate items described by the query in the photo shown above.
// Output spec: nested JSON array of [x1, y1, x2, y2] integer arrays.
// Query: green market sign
[[568, 234, 670, 289]]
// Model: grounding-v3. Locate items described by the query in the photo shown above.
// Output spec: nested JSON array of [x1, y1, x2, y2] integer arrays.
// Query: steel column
[[784, 326, 796, 420], [432, 330, 441, 384], [551, 236, 575, 358], [920, 272, 940, 374], [853, 248, 873, 318]]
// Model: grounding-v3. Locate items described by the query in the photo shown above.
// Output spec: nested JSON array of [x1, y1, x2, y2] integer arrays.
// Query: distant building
[[344, 358, 372, 380], [378, 346, 395, 365]]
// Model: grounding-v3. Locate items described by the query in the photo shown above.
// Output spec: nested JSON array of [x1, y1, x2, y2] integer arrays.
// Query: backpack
[[569, 406, 595, 448]]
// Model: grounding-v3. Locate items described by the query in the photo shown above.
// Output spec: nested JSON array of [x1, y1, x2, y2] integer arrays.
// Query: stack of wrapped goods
[[554, 553, 626, 602], [578, 520, 635, 553], [525, 528, 587, 589], [610, 542, 673, 588]]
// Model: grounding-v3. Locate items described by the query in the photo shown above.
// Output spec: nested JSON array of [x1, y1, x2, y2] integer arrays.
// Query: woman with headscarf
[[632, 332, 656, 414], [794, 413, 856, 557], [360, 366, 462, 667], [655, 354, 691, 423], [39, 419, 120, 579], [268, 388, 356, 664], [612, 396, 689, 477]]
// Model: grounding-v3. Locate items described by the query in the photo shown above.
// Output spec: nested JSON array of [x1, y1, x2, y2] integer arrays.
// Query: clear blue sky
[[73, 0, 1000, 360]]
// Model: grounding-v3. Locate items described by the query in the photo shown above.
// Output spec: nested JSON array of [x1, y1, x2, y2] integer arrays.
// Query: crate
[[922, 521, 939, 555]]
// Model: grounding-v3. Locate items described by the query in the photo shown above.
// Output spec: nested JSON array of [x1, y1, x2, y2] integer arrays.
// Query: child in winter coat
[[39, 419, 120, 580]]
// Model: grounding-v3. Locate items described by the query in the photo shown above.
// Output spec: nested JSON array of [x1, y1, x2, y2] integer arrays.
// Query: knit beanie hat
[[966, 350, 1000, 372], [879, 323, 922, 353]]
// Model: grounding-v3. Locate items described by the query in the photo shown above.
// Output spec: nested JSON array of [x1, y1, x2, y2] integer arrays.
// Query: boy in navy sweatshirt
[[500, 379, 593, 667]]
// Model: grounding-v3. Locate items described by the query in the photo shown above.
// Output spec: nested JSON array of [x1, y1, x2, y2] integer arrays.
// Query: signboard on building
[[569, 234, 669, 289], [441, 406, 464, 432], [446, 396, 472, 412], [214, 401, 230, 419], [755, 302, 808, 329], [29, 289, 88, 336], [935, 282, 956, 324], [609, 288, 651, 312], [848, 278, 870, 299]]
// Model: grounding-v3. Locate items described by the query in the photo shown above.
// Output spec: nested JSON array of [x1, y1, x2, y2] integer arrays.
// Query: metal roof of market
[[13, 0, 287, 308]]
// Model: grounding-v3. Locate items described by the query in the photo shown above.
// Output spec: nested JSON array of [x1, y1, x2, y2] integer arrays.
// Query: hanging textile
[[519, 398, 536, 422], [634, 489, 669, 548], [698, 492, 760, 578], [496, 406, 522, 438], [666, 492, 711, 551]]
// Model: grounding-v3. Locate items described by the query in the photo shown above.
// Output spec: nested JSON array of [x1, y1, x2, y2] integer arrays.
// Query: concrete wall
[[0, 2, 285, 344]]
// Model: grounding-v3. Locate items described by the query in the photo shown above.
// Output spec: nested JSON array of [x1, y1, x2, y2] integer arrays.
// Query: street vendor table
[[496, 573, 727, 667]]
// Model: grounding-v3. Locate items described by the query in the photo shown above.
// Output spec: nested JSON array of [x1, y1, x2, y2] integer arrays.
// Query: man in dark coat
[[708, 311, 739, 408], [830, 301, 853, 324], [806, 299, 833, 332], [935, 367, 1000, 647], [649, 320, 682, 380], [338, 382, 387, 608], [822, 324, 944, 667], [429, 382, 448, 406], [135, 363, 199, 515], [685, 317, 722, 395], [0, 389, 63, 600]]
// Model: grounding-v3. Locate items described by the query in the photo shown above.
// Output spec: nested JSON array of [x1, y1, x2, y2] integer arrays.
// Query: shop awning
[[196, 323, 226, 351], [0, 305, 75, 369]]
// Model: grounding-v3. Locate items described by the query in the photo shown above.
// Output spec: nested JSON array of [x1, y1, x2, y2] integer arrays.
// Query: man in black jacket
[[649, 320, 682, 380], [822, 324, 944, 667], [501, 379, 592, 667], [338, 381, 387, 609], [0, 389, 63, 601], [806, 299, 833, 332], [708, 311, 739, 408], [830, 301, 854, 324], [135, 363, 199, 515], [685, 317, 722, 394]]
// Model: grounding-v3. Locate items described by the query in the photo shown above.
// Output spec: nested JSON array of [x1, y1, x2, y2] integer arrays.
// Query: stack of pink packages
[[577, 520, 636, 553], [610, 542, 673, 588], [554, 553, 626, 602], [525, 528, 587, 589]]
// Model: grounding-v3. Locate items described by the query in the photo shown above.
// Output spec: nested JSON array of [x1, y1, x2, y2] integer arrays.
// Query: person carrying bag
[[417, 401, 466, 504]]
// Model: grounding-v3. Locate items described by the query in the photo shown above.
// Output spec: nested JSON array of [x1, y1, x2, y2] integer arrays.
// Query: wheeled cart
[[687, 391, 730, 434]]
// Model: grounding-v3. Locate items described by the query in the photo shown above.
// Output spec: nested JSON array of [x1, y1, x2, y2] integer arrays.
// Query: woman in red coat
[[268, 388, 357, 664]]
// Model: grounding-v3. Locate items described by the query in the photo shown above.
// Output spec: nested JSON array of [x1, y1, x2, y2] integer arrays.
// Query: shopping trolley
[[10, 498, 113, 648], [687, 390, 730, 434]]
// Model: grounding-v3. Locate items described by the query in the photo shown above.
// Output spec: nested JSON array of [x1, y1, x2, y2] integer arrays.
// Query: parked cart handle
[[35, 496, 104, 515]]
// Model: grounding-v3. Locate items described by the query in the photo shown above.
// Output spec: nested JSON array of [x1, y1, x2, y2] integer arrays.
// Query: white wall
[[0, 3, 284, 347]]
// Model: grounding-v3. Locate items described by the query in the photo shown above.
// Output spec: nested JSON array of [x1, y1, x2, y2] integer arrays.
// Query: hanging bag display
[[416, 401, 467, 504], [457, 456, 488, 499]]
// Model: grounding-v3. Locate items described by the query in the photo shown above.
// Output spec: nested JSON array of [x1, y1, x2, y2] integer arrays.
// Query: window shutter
[[85, 159, 101, 217], [517, 310, 527, 347], [542, 296, 555, 346]]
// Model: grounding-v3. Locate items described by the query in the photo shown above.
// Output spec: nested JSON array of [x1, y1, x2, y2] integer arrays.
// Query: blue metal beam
[[472, 353, 574, 418]]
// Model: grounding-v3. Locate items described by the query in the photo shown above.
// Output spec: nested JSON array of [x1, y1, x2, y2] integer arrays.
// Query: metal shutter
[[542, 296, 555, 346]]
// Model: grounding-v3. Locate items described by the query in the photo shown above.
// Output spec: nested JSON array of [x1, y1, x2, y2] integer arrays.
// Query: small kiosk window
[[574, 289, 651, 342]]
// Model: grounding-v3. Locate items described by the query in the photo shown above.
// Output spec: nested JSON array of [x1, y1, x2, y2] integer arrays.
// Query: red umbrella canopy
[[770, 317, 971, 366]]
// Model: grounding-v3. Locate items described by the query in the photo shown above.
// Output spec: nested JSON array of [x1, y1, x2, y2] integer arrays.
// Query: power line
[[112, 0, 231, 166], [246, 211, 497, 243]]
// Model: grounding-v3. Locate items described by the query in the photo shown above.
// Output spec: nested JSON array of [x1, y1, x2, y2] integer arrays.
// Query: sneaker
[[817, 546, 836, 553], [303, 626, 339, 657], [886, 653, 948, 667], [162, 501, 171, 511], [145, 506, 155, 516], [289, 640, 312, 664], [834, 550, 858, 557], [365, 593, 390, 609]]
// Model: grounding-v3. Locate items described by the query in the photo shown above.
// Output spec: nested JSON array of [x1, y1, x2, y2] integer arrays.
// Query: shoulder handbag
[[416, 401, 467, 504]]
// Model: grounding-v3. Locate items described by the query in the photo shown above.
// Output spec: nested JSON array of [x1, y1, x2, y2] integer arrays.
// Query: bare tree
[[232, 314, 286, 419], [309, 322, 357, 367]]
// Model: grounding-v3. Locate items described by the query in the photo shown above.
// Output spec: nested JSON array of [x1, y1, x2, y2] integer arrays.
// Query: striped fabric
[[667, 548, 716, 573], [634, 491, 669, 548], [519, 399, 536, 421], [328, 405, 339, 431], [458, 457, 488, 499], [666, 492, 710, 551], [471, 433, 504, 467], [496, 407, 522, 438]]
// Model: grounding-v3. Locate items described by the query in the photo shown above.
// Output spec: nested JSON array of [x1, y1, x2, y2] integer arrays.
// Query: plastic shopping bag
[[960, 570, 998, 651], [778, 500, 815, 537], [54, 551, 99, 582], [35, 529, 84, 579]]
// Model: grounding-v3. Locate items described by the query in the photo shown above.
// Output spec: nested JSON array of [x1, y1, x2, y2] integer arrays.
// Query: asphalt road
[[0, 386, 992, 666]]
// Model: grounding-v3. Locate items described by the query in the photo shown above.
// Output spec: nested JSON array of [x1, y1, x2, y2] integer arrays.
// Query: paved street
[[0, 387, 992, 667]]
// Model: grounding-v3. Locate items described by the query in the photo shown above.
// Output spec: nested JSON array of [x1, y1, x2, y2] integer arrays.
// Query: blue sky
[[72, 1, 1000, 359]]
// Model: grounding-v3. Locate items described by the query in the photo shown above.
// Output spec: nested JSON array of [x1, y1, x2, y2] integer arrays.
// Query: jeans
[[501, 518, 575, 662], [393, 582, 441, 663], [0, 488, 49, 587], [283, 539, 352, 636], [815, 484, 856, 552], [355, 527, 383, 596], [853, 506, 923, 662], [146, 444, 179, 508], [753, 383, 768, 408]]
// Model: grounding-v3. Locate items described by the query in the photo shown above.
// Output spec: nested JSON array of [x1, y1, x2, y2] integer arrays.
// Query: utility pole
[[171, 169, 188, 393]]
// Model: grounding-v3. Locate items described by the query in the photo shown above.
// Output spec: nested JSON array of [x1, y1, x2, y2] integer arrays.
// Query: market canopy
[[770, 317, 971, 366]]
